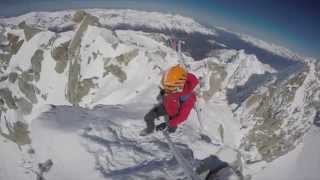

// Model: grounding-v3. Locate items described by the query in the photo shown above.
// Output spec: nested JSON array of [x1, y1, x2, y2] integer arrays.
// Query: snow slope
[[253, 127, 320, 180], [0, 101, 239, 180]]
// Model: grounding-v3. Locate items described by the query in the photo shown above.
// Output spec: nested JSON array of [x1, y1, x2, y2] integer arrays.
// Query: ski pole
[[163, 131, 202, 180]]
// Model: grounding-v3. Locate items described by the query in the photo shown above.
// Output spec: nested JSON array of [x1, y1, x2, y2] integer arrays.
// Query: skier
[[140, 64, 199, 136]]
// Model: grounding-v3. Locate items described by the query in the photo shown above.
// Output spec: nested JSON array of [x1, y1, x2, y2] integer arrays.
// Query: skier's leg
[[155, 106, 177, 133], [141, 105, 166, 135]]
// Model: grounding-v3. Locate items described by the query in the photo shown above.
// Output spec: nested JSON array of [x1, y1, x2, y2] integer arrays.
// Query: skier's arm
[[156, 88, 165, 102], [168, 94, 196, 127], [182, 73, 199, 95]]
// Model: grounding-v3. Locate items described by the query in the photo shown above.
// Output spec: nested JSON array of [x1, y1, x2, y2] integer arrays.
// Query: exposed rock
[[0, 121, 31, 148], [16, 97, 33, 115], [218, 124, 224, 142], [72, 10, 88, 23], [42, 36, 57, 50], [111, 43, 119, 50], [77, 78, 96, 102], [0, 75, 8, 82], [51, 41, 70, 73], [18, 77, 37, 104], [314, 111, 320, 127], [0, 25, 5, 43], [7, 33, 24, 54], [8, 72, 18, 83], [67, 13, 99, 105], [203, 62, 227, 100], [37, 159, 53, 180], [21, 70, 34, 82], [104, 64, 127, 82], [18, 21, 42, 41], [91, 52, 97, 60], [103, 57, 111, 65], [0, 53, 11, 67], [242, 65, 310, 162], [66, 77, 96, 105], [0, 88, 17, 109], [66, 61, 80, 105], [28, 148, 35, 154], [146, 50, 166, 62], [68, 14, 98, 58], [41, 93, 48, 100], [226, 73, 274, 108], [116, 49, 139, 66], [245, 94, 262, 108], [31, 49, 44, 81]]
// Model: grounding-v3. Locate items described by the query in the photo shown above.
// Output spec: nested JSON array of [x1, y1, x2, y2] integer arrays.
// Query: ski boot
[[139, 128, 154, 136]]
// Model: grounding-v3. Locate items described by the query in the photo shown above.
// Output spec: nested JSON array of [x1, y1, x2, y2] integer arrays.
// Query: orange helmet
[[161, 65, 187, 92]]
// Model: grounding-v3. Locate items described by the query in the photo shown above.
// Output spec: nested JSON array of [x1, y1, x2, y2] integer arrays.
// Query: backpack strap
[[179, 93, 192, 103]]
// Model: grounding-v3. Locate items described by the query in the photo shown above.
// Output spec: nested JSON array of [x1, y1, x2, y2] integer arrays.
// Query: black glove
[[167, 126, 177, 133], [156, 122, 177, 133], [156, 122, 167, 131], [159, 89, 165, 96]]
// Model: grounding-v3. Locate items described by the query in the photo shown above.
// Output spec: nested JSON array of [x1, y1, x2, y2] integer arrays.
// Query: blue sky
[[0, 0, 319, 58]]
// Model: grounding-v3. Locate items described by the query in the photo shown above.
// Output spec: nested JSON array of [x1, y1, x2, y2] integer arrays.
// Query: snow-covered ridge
[[88, 9, 215, 35], [217, 26, 309, 61], [217, 49, 276, 89], [0, 9, 215, 35], [0, 9, 310, 63]]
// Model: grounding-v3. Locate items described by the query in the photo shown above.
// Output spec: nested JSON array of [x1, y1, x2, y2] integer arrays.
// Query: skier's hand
[[159, 88, 165, 96], [156, 123, 177, 133], [167, 126, 177, 133], [156, 122, 167, 131]]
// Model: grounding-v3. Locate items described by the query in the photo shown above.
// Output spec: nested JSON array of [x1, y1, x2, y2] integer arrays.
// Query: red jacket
[[163, 73, 199, 127]]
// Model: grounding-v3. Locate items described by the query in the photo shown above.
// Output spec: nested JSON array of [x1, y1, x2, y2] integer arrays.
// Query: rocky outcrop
[[0, 88, 17, 109], [0, 25, 5, 42], [18, 77, 38, 104], [31, 49, 44, 81], [16, 97, 33, 115], [241, 64, 313, 162], [104, 64, 127, 82], [0, 121, 31, 148], [51, 41, 70, 73], [7, 33, 24, 54], [18, 21, 42, 41], [203, 62, 227, 100], [0, 54, 11, 68], [116, 49, 139, 66], [145, 50, 167, 62], [67, 13, 99, 105], [9, 72, 18, 83], [0, 33, 24, 68], [72, 10, 88, 23]]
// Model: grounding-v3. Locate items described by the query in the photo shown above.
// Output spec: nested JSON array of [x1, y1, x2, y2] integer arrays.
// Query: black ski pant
[[144, 104, 167, 131]]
